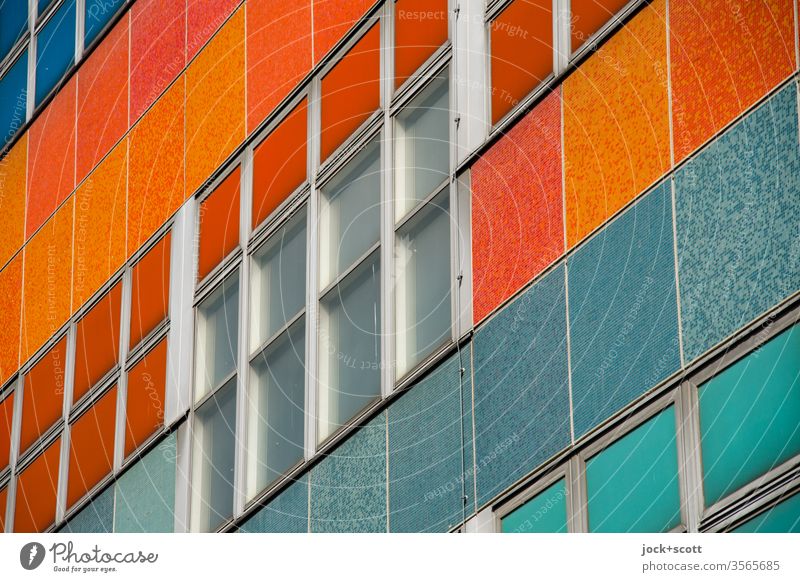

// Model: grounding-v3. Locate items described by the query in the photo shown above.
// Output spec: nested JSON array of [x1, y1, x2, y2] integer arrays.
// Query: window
[[35, 0, 76, 106], [19, 337, 67, 455], [252, 99, 308, 230], [191, 377, 237, 532], [0, 49, 28, 149], [394, 0, 449, 89], [698, 323, 800, 507], [585, 406, 681, 532], [198, 168, 241, 281], [0, 392, 13, 471], [14, 437, 61, 532], [501, 479, 568, 533], [73, 282, 121, 405], [194, 274, 240, 402], [0, 0, 27, 60], [733, 492, 800, 533], [489, 0, 553, 125], [130, 232, 171, 349], [84, 0, 125, 47], [125, 338, 167, 457], [571, 0, 630, 52]]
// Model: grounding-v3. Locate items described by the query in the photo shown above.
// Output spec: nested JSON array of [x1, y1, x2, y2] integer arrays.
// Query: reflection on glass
[[195, 274, 239, 401]]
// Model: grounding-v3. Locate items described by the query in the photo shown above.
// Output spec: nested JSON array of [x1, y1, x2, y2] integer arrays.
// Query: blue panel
[[473, 265, 571, 507], [569, 182, 680, 438], [84, 0, 125, 47], [239, 476, 308, 533], [310, 413, 387, 532], [34, 0, 75, 106], [388, 351, 473, 532], [0, 49, 28, 149], [59, 486, 113, 533], [39, 0, 57, 15], [114, 434, 176, 533], [733, 493, 800, 533], [675, 83, 800, 362], [0, 0, 28, 62]]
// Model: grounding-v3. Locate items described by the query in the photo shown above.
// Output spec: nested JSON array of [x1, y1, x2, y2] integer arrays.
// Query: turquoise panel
[[586, 407, 681, 532], [59, 485, 113, 533], [388, 351, 474, 532], [239, 476, 308, 533], [569, 182, 680, 437], [675, 83, 800, 362], [733, 493, 800, 533], [473, 265, 571, 507], [310, 413, 387, 532], [699, 324, 800, 506], [501, 479, 568, 533], [114, 434, 176, 533]]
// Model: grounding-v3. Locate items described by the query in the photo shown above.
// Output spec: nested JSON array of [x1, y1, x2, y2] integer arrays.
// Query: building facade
[[0, 0, 799, 533]]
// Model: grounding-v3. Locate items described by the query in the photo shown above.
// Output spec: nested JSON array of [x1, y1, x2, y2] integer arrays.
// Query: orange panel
[[187, 0, 240, 61], [563, 0, 669, 248], [67, 386, 117, 509], [0, 255, 23, 386], [186, 8, 245, 197], [313, 0, 375, 63], [0, 392, 13, 470], [73, 283, 122, 405], [73, 140, 127, 309], [571, 0, 630, 52], [77, 14, 130, 183], [670, 0, 795, 163], [130, 232, 171, 348], [26, 78, 76, 238], [198, 168, 241, 280], [490, 0, 553, 125], [320, 24, 380, 162], [125, 338, 167, 457], [19, 337, 67, 455], [0, 133, 27, 269], [394, 0, 448, 88], [14, 437, 61, 532], [22, 198, 74, 363], [252, 99, 307, 229], [0, 486, 6, 532], [128, 76, 185, 254], [246, 0, 312, 133]]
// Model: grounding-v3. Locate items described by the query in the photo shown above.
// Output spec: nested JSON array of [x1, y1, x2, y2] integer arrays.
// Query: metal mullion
[[34, 0, 65, 31], [677, 380, 703, 532], [192, 369, 238, 413], [0, 36, 30, 79], [316, 111, 384, 187], [567, 455, 587, 532], [56, 321, 77, 523], [393, 177, 450, 232], [248, 309, 306, 364], [389, 45, 452, 113], [75, 0, 84, 61], [318, 242, 381, 300], [381, 0, 394, 401], [113, 266, 132, 472], [5, 376, 23, 531], [193, 248, 244, 304], [247, 185, 310, 254]]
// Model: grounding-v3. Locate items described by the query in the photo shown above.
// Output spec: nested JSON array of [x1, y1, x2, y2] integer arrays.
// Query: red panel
[[252, 99, 308, 229], [472, 89, 564, 324], [394, 0, 448, 88], [26, 78, 76, 238], [77, 14, 130, 183], [19, 337, 67, 455], [130, 0, 186, 124], [198, 168, 241, 280], [73, 283, 122, 405], [246, 0, 312, 133], [14, 437, 61, 532], [571, 0, 630, 52], [125, 338, 167, 457], [67, 386, 117, 509], [0, 393, 13, 471], [187, 0, 240, 60], [313, 0, 375, 63], [130, 232, 171, 348], [320, 24, 381, 161], [490, 0, 553, 125]]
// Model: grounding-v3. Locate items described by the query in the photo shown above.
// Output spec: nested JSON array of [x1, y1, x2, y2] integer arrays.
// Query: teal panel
[[59, 486, 113, 533], [114, 434, 176, 533], [586, 407, 681, 532], [501, 479, 568, 533], [239, 476, 309, 533], [733, 493, 800, 533], [699, 324, 800, 506], [310, 413, 387, 532]]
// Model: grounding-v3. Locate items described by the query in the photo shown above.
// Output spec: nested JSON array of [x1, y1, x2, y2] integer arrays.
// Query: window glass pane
[[699, 323, 800, 506], [247, 318, 305, 498], [35, 0, 76, 106], [191, 378, 237, 532], [0, 0, 27, 60], [125, 338, 167, 457], [73, 282, 121, 405], [319, 140, 381, 287], [0, 49, 28, 149], [14, 437, 61, 532], [501, 479, 568, 533], [195, 274, 239, 402], [733, 492, 800, 533], [395, 76, 449, 219], [395, 191, 452, 376], [0, 392, 14, 471], [130, 231, 171, 349], [198, 168, 241, 281], [585, 406, 681, 532], [394, 0, 448, 89], [250, 210, 306, 349], [84, 0, 125, 47], [571, 0, 630, 52], [318, 253, 381, 442], [20, 337, 67, 455]]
